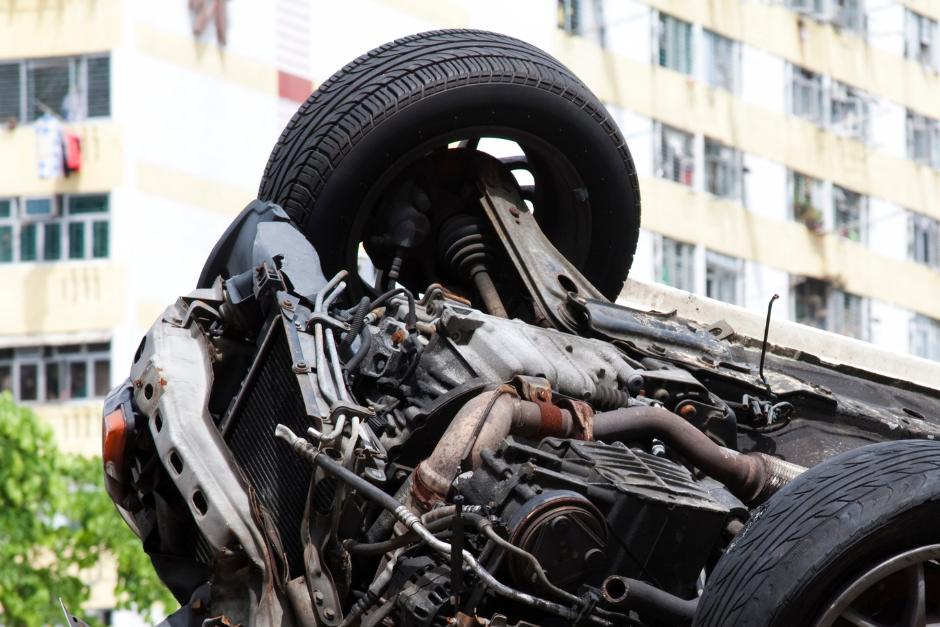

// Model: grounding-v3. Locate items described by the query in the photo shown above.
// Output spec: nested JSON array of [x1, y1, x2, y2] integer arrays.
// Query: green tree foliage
[[0, 393, 177, 625]]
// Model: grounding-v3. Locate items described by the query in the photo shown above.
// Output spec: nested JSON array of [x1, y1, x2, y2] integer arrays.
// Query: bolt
[[679, 404, 697, 419], [584, 548, 605, 571], [323, 608, 335, 620], [282, 299, 293, 309], [626, 373, 644, 392], [509, 205, 520, 217], [313, 591, 324, 605], [551, 515, 570, 535], [297, 361, 306, 369]]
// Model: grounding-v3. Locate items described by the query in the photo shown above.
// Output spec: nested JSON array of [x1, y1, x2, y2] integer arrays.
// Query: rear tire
[[694, 439, 940, 627], [258, 29, 640, 300]]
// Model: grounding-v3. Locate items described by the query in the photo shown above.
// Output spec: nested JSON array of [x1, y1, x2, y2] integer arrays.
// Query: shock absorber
[[438, 213, 508, 317]]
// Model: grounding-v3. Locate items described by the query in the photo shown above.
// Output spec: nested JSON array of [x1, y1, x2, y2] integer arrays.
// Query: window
[[657, 124, 694, 186], [793, 277, 829, 330], [833, 186, 866, 242], [792, 277, 869, 340], [0, 343, 110, 403], [0, 54, 109, 124], [910, 314, 940, 361], [705, 251, 742, 305], [909, 213, 940, 268], [558, 0, 582, 35], [905, 10, 939, 72], [787, 0, 866, 34], [830, 81, 868, 142], [0, 63, 20, 124], [787, 0, 828, 16], [704, 138, 742, 200], [0, 194, 109, 263], [557, 0, 606, 46], [789, 171, 825, 231], [831, 289, 868, 340], [907, 110, 940, 168], [790, 65, 824, 125], [658, 14, 692, 75], [658, 237, 695, 292], [704, 30, 740, 93], [831, 0, 866, 34]]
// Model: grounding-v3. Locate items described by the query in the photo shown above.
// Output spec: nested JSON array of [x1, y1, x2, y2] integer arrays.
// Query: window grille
[[0, 343, 111, 403]]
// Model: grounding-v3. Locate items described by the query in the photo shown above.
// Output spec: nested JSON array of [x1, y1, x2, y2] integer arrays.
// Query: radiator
[[224, 318, 311, 576]]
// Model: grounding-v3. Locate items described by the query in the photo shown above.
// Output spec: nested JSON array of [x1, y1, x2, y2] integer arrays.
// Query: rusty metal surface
[[618, 279, 940, 394]]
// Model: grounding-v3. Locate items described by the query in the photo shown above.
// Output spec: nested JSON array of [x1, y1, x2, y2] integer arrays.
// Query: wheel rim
[[815, 544, 940, 627]]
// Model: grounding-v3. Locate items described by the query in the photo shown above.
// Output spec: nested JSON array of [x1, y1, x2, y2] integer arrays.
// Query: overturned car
[[102, 31, 940, 627]]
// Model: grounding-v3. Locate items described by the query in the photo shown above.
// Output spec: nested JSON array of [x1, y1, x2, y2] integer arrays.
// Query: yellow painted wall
[[551, 32, 940, 222], [641, 175, 940, 320], [136, 162, 255, 216], [136, 25, 278, 95], [641, 0, 940, 122], [0, 122, 122, 196], [0, 263, 124, 335], [33, 400, 102, 457], [0, 0, 122, 59], [901, 1, 940, 24]]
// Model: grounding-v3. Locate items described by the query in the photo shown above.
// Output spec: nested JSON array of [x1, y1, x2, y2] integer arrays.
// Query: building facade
[[3, 0, 939, 462], [1, 0, 939, 616], [1, 2, 310, 618]]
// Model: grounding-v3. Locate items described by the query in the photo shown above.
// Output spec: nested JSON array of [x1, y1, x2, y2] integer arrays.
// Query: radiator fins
[[224, 319, 311, 577]]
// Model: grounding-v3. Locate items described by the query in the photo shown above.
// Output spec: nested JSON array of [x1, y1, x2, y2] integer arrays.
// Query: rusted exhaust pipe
[[592, 405, 804, 505], [408, 386, 582, 512], [601, 575, 697, 625]]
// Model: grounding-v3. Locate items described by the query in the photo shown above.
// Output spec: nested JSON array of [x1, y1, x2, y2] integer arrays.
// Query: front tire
[[695, 439, 940, 627], [258, 29, 640, 300]]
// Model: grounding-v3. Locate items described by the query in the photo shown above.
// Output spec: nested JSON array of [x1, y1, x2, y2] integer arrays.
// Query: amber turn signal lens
[[102, 407, 127, 480]]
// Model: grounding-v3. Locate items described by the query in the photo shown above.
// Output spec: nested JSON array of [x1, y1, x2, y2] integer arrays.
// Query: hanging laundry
[[63, 131, 82, 175], [35, 113, 64, 179]]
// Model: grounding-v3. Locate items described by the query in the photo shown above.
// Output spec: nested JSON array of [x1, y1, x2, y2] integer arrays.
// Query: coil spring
[[590, 385, 632, 410], [438, 213, 499, 279]]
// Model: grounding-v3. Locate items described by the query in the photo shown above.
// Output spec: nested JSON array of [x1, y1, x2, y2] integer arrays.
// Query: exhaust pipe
[[592, 405, 804, 505], [408, 386, 584, 512]]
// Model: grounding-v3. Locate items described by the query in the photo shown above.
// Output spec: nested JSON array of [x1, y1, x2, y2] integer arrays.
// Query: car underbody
[[102, 30, 940, 627]]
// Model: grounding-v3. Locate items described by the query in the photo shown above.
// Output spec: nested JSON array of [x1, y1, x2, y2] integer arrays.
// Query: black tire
[[257, 29, 640, 301], [694, 439, 940, 627]]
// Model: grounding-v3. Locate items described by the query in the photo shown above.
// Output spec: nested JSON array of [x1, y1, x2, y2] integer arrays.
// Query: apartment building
[[4, 0, 939, 456], [2, 0, 939, 620], [570, 0, 940, 359], [314, 0, 940, 360], [0, 1, 314, 456], [1, 2, 312, 618], [5, 0, 940, 449]]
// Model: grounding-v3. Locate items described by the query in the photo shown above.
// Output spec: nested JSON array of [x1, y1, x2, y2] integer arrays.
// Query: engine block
[[460, 437, 731, 599]]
